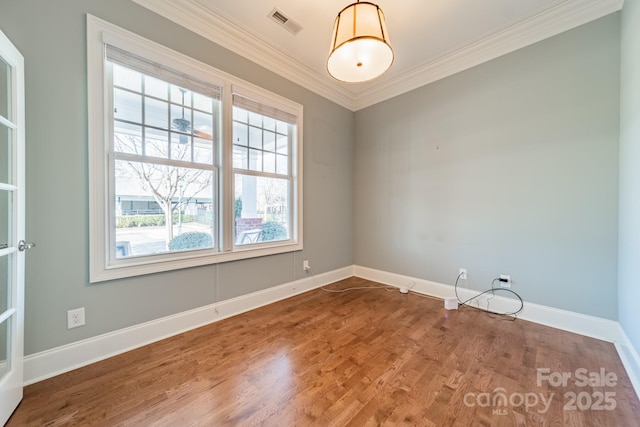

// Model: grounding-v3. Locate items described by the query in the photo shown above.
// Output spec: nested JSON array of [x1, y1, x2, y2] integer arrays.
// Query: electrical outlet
[[459, 268, 467, 280], [303, 260, 311, 271], [67, 307, 85, 329], [499, 274, 512, 288]]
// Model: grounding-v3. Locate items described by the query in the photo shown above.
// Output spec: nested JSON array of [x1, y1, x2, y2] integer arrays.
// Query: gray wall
[[620, 2, 640, 352], [0, 1, 629, 357], [0, 0, 354, 354], [354, 15, 620, 319]]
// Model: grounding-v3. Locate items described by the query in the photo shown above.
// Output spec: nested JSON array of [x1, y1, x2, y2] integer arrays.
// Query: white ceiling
[[132, 0, 623, 111]]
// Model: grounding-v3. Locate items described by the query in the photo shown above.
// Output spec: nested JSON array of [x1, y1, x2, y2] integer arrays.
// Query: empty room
[[0, 0, 639, 425]]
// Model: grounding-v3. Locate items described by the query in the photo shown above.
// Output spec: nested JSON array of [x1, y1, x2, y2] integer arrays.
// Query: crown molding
[[131, 0, 358, 111], [132, 0, 623, 112], [353, 0, 624, 110]]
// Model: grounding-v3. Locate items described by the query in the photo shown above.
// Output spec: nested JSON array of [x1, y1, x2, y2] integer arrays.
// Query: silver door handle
[[18, 240, 36, 252]]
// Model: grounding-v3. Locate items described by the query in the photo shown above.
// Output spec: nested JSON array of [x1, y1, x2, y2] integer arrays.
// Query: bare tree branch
[[114, 133, 213, 244]]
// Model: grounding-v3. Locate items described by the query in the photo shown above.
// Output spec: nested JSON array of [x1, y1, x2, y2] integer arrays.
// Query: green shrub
[[176, 214, 195, 224], [116, 214, 195, 228], [168, 231, 213, 251], [261, 221, 287, 242], [235, 198, 242, 218], [116, 215, 165, 228]]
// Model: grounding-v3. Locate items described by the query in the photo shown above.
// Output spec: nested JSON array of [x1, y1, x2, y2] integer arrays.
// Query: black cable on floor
[[454, 272, 524, 317]]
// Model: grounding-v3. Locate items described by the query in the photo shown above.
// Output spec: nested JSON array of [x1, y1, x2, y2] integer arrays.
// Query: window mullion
[[221, 82, 234, 253], [190, 91, 195, 163], [166, 80, 171, 161], [231, 168, 290, 181], [114, 152, 215, 171], [105, 62, 117, 265], [141, 77, 146, 157]]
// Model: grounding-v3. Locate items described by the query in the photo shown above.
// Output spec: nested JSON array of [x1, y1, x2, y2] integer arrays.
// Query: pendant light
[[327, 1, 394, 83]]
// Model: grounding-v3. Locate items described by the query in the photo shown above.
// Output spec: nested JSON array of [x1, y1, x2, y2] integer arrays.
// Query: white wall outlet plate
[[67, 307, 85, 329]]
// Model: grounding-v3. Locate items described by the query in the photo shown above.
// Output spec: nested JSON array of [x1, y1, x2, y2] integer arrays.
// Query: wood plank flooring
[[7, 277, 640, 426]]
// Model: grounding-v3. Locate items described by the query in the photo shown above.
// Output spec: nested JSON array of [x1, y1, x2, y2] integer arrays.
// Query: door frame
[[0, 27, 26, 426]]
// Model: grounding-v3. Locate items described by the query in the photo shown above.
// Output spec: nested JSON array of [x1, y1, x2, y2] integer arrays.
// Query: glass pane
[[276, 154, 288, 175], [193, 137, 213, 165], [115, 160, 215, 257], [194, 127, 212, 142], [171, 104, 191, 134], [233, 122, 248, 146], [276, 134, 288, 155], [263, 116, 276, 132], [171, 134, 192, 162], [114, 122, 143, 155], [233, 145, 248, 169], [248, 112, 262, 127], [264, 130, 276, 152], [234, 174, 290, 245], [0, 254, 10, 314], [145, 128, 169, 159], [144, 75, 168, 100], [249, 127, 262, 149], [263, 152, 276, 174], [0, 191, 10, 250], [114, 88, 142, 124], [193, 111, 212, 137], [0, 126, 11, 184], [0, 57, 10, 120], [276, 120, 289, 135], [144, 98, 169, 129], [113, 63, 141, 92], [233, 106, 248, 123], [171, 87, 191, 107], [249, 149, 262, 172], [0, 318, 9, 379], [193, 93, 212, 113]]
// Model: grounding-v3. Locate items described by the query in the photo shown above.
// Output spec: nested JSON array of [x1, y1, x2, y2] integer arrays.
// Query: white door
[[0, 29, 27, 425]]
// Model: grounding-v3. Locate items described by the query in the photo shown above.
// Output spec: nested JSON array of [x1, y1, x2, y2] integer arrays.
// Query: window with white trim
[[109, 46, 220, 258], [232, 95, 296, 246], [87, 16, 303, 282]]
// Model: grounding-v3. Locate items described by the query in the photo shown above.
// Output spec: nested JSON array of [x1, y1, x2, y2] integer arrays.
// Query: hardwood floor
[[7, 277, 640, 426]]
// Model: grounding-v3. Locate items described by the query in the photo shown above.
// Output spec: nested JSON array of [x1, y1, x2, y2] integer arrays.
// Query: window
[[232, 95, 296, 246], [88, 16, 303, 282], [109, 47, 219, 259]]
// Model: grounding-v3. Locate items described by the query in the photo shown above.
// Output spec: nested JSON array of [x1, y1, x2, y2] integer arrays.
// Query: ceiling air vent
[[268, 8, 303, 35]]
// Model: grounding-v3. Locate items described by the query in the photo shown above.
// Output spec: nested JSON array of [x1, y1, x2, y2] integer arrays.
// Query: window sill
[[90, 241, 303, 283]]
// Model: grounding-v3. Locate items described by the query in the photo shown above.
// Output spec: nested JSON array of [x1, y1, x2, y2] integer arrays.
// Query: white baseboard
[[353, 265, 622, 343], [23, 266, 354, 385], [614, 325, 640, 401]]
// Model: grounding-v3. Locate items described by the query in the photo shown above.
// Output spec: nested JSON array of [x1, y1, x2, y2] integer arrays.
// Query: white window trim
[[87, 15, 303, 283], [230, 85, 301, 251]]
